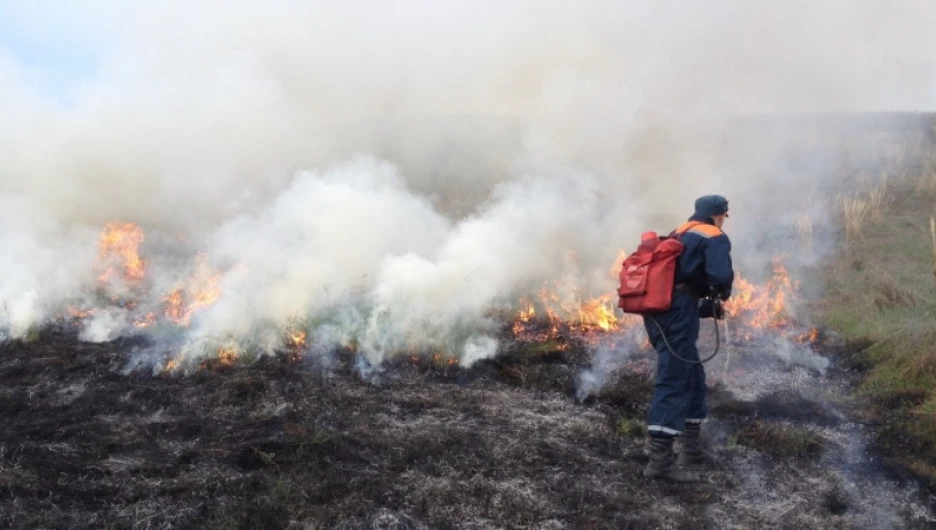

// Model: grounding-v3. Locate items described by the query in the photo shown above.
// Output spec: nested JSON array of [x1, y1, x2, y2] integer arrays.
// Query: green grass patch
[[615, 417, 647, 438], [860, 326, 936, 404], [818, 176, 936, 485]]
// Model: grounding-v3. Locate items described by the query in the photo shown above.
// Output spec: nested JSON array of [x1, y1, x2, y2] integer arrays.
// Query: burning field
[[5, 3, 936, 528], [1, 221, 934, 529], [42, 220, 825, 377]]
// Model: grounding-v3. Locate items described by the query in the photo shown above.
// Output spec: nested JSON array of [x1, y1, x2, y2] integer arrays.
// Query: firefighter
[[642, 194, 734, 482]]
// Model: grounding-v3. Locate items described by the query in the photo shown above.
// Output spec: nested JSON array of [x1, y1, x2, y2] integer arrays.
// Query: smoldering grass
[[156, 306, 366, 374], [354, 355, 385, 384], [732, 420, 830, 459], [4, 319, 935, 528], [21, 327, 41, 343], [130, 303, 502, 382], [575, 327, 646, 402], [575, 342, 636, 402]]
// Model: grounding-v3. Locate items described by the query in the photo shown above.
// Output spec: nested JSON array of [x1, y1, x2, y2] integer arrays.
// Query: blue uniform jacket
[[670, 214, 734, 300]]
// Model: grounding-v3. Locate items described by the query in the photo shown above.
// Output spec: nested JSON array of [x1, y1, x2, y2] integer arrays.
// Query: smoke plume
[[1, 1, 935, 365]]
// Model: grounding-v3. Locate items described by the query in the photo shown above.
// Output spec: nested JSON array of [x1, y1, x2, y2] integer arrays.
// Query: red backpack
[[617, 222, 701, 315]]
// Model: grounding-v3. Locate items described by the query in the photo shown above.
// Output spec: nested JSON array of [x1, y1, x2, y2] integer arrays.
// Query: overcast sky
[[2, 1, 936, 113]]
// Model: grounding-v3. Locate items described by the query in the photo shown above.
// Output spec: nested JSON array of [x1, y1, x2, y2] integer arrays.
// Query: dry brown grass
[[917, 172, 936, 197], [838, 184, 891, 242], [929, 215, 936, 280], [792, 213, 813, 254], [904, 348, 936, 381], [914, 149, 936, 197], [866, 185, 892, 219], [838, 193, 869, 242], [862, 268, 926, 310]]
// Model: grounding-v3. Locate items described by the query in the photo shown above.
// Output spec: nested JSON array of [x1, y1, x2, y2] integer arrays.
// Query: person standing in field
[[642, 195, 734, 482]]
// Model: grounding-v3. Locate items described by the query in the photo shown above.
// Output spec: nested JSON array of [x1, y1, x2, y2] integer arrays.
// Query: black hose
[[646, 308, 721, 364]]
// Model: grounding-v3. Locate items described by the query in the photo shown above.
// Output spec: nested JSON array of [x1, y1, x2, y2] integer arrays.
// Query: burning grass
[[64, 214, 827, 375], [97, 221, 147, 284], [6, 121, 936, 525], [56, 222, 234, 352]]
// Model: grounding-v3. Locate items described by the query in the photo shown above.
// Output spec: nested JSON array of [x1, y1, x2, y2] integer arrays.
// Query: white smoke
[[576, 340, 639, 403], [79, 308, 128, 343], [162, 157, 612, 365], [770, 336, 832, 375], [0, 195, 98, 338], [1, 1, 934, 363], [193, 157, 449, 337]]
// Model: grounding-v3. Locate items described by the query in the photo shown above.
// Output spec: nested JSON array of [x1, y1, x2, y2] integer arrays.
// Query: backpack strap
[[671, 220, 722, 240]]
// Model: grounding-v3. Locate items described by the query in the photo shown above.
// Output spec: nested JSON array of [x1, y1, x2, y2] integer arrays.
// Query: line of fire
[[63, 221, 819, 372]]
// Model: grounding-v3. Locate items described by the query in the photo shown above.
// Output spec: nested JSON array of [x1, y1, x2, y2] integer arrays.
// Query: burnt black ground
[[0, 330, 933, 529]]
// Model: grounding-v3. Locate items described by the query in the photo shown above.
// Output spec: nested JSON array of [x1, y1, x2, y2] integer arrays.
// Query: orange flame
[[282, 331, 307, 362], [574, 295, 618, 332], [164, 357, 180, 372], [164, 290, 185, 323], [511, 251, 811, 345], [609, 248, 629, 278], [723, 260, 797, 330], [510, 251, 629, 341], [133, 312, 157, 328], [512, 298, 536, 336], [163, 254, 223, 326], [797, 327, 819, 343], [97, 222, 146, 284], [288, 330, 307, 348], [511, 286, 624, 341], [67, 306, 96, 319], [218, 346, 238, 366]]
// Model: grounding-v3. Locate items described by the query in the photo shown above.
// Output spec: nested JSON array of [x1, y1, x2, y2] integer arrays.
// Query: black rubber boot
[[677, 423, 716, 470], [643, 437, 699, 482]]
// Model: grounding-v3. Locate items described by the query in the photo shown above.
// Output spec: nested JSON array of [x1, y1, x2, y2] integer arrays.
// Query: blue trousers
[[642, 291, 707, 438]]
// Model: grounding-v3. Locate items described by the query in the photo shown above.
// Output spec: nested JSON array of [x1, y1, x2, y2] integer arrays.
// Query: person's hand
[[699, 298, 725, 320], [710, 287, 730, 301], [712, 299, 725, 320], [699, 298, 714, 319]]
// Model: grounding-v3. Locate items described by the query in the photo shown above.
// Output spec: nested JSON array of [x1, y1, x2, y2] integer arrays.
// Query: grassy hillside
[[814, 132, 936, 484]]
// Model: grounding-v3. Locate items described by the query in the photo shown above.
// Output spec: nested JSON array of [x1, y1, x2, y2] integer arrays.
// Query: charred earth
[[0, 326, 933, 529]]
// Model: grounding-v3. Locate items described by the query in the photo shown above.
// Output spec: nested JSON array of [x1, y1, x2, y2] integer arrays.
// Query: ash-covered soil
[[0, 331, 934, 529]]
